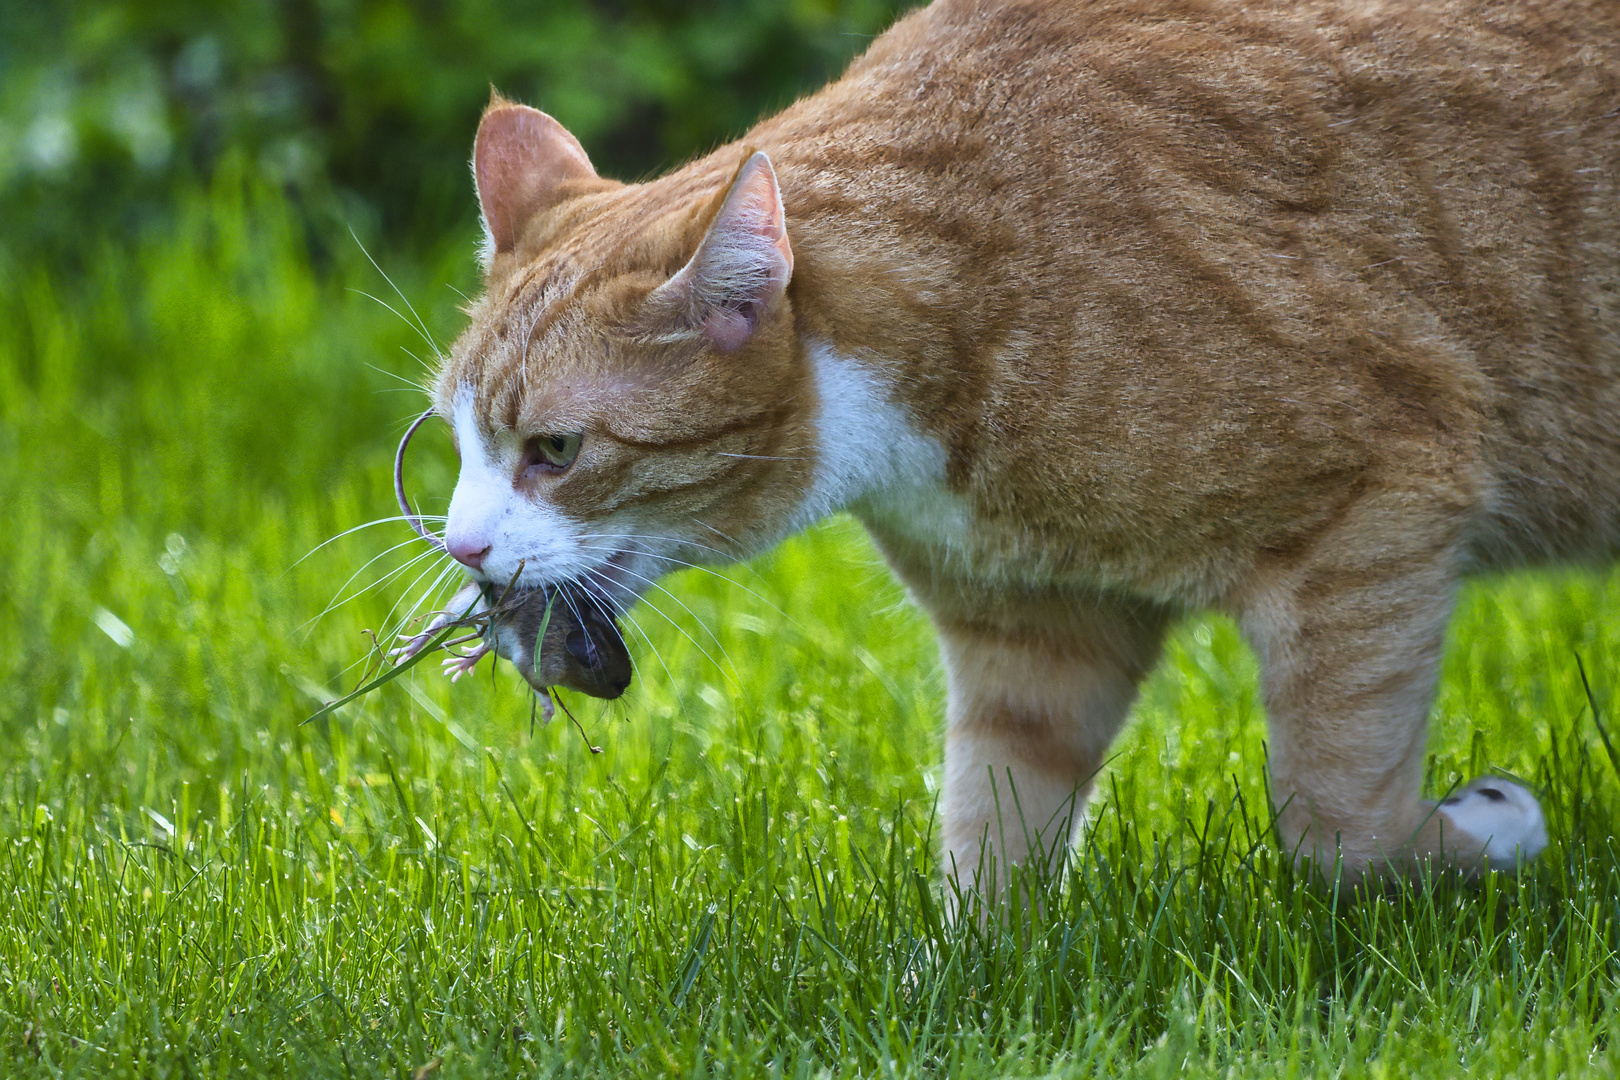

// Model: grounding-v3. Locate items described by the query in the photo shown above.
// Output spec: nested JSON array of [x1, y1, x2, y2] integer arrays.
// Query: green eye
[[530, 432, 582, 472]]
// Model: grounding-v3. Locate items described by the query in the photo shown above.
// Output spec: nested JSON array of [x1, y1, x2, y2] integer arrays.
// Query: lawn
[[2, 172, 1619, 1078]]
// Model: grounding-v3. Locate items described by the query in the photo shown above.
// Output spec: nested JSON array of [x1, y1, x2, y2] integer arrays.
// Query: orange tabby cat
[[421, 0, 1620, 895]]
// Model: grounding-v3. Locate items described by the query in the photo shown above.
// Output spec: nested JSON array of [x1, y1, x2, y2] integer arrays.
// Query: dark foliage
[[0, 0, 907, 268]]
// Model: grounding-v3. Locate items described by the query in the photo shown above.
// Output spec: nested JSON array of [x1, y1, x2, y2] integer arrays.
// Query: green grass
[[3, 172, 1619, 1078]]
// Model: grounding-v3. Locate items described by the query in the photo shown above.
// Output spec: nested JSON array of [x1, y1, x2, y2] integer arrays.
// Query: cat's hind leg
[[1239, 497, 1547, 878], [933, 595, 1171, 909]]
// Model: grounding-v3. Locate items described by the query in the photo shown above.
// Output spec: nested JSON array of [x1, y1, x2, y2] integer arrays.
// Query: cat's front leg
[[930, 594, 1171, 914]]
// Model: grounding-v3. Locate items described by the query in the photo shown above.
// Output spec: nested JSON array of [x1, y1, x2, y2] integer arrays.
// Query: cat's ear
[[473, 99, 596, 258], [651, 151, 794, 353]]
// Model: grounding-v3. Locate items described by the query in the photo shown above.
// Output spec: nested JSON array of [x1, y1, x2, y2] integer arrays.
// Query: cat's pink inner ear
[[662, 151, 794, 352], [474, 104, 596, 256]]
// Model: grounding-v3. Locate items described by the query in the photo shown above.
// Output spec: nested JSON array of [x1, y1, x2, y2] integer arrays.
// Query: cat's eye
[[524, 432, 582, 475]]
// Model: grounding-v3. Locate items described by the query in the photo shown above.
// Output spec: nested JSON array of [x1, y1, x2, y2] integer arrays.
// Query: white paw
[[1438, 777, 1548, 866]]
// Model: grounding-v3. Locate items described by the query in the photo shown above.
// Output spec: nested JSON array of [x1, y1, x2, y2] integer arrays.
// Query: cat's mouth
[[394, 408, 637, 700]]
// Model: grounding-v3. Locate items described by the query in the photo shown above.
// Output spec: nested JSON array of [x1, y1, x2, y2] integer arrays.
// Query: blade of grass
[[302, 590, 484, 725]]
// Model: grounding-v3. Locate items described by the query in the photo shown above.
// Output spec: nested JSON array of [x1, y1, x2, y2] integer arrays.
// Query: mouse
[[394, 580, 631, 703]]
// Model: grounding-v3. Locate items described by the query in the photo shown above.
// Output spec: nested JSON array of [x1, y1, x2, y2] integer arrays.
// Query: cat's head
[[431, 100, 819, 612]]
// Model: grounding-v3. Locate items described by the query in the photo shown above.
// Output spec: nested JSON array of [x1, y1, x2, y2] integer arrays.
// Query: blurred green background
[[0, 0, 917, 829], [0, 0, 905, 272], [0, 0, 913, 751], [4, 3, 1619, 1075]]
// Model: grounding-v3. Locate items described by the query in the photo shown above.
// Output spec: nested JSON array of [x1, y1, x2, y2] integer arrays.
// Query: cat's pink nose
[[447, 537, 490, 571]]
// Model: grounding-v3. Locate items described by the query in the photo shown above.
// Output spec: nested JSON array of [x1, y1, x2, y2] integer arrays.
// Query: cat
[[418, 0, 1619, 896]]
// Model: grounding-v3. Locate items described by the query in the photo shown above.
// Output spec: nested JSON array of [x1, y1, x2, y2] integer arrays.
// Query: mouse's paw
[[390, 613, 459, 663], [1438, 777, 1548, 866], [391, 582, 487, 664], [390, 630, 436, 664], [443, 643, 492, 682]]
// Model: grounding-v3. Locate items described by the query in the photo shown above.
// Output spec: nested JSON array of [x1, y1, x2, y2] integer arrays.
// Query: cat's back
[[751, 0, 1620, 577], [773, 0, 1619, 288]]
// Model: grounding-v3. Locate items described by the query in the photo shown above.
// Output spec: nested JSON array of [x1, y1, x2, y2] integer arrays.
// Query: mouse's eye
[[523, 432, 582, 476]]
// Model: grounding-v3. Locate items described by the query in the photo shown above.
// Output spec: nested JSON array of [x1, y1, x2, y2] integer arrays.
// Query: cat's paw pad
[[1438, 777, 1547, 866]]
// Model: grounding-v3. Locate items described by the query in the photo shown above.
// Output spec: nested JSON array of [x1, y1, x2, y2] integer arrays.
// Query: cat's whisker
[[399, 347, 438, 379], [572, 572, 644, 664], [589, 548, 726, 641], [302, 537, 445, 631], [349, 547, 449, 616], [348, 288, 443, 370], [348, 226, 445, 364], [517, 302, 542, 399], [690, 518, 747, 552], [572, 546, 776, 631], [369, 554, 457, 639], [367, 362, 433, 392], [689, 517, 781, 583], [297, 515, 447, 568], [578, 567, 696, 720], [552, 580, 588, 631], [572, 543, 793, 625], [568, 527, 777, 592], [578, 555, 741, 692], [380, 557, 464, 646], [568, 530, 741, 564], [308, 556, 459, 687], [548, 584, 633, 702]]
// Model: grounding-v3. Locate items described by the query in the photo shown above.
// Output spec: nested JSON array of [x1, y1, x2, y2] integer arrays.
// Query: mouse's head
[[487, 584, 633, 700]]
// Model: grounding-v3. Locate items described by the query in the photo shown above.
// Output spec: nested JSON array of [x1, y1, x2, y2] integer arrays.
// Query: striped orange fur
[[432, 0, 1619, 897]]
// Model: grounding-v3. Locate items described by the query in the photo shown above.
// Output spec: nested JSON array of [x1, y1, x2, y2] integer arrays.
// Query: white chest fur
[[797, 340, 984, 566]]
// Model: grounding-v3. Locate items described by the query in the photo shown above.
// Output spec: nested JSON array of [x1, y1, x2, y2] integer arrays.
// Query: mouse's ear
[[473, 96, 597, 261]]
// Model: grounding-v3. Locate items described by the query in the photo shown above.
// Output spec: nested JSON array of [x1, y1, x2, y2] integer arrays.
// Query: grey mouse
[[489, 584, 633, 700], [394, 580, 632, 702]]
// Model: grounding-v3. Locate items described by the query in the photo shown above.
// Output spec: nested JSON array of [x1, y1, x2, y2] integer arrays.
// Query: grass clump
[[2, 174, 1619, 1077]]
